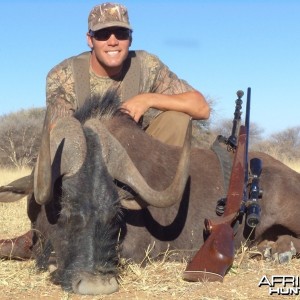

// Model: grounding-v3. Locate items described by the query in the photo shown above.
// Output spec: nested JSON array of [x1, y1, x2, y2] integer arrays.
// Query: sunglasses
[[89, 28, 131, 41]]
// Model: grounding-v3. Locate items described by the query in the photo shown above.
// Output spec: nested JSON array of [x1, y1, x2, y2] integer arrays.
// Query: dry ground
[[0, 168, 300, 300]]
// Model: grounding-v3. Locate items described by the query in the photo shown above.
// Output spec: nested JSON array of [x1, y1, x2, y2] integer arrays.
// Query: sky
[[0, 0, 299, 137]]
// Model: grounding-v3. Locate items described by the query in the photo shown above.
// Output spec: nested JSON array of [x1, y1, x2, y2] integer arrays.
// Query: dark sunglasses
[[89, 28, 131, 41]]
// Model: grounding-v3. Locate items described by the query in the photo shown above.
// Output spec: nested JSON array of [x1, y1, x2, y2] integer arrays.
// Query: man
[[46, 2, 210, 146]]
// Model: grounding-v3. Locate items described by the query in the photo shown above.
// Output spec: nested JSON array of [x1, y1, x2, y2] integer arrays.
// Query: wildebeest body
[[107, 115, 300, 262], [121, 151, 300, 261]]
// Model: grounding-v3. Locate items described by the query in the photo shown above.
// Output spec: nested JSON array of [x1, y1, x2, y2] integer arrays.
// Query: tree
[[0, 108, 45, 169], [191, 95, 217, 149], [253, 126, 300, 162]]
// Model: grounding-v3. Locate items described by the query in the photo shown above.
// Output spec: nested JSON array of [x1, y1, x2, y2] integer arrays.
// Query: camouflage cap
[[88, 3, 132, 31]]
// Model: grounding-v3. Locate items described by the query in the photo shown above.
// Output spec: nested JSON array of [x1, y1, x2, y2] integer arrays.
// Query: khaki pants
[[145, 111, 191, 147]]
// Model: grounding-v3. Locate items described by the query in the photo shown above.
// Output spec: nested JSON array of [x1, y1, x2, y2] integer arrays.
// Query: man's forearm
[[146, 91, 210, 120]]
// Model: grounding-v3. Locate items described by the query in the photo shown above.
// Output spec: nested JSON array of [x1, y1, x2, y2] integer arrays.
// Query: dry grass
[[284, 160, 300, 173], [0, 167, 300, 300], [0, 168, 32, 239], [1, 247, 299, 300]]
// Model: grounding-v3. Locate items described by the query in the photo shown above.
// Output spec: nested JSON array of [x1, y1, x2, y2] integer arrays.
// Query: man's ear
[[129, 32, 132, 47], [86, 33, 93, 48]]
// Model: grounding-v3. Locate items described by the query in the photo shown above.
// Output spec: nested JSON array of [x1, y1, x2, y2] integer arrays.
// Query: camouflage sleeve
[[46, 58, 77, 125], [153, 64, 195, 94], [46, 58, 77, 109], [137, 51, 196, 128], [139, 51, 195, 95]]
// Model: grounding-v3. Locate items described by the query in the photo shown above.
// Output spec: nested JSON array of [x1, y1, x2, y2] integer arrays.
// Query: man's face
[[87, 27, 132, 76]]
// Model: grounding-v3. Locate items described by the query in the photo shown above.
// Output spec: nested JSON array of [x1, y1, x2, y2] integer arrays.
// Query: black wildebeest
[[0, 93, 300, 295]]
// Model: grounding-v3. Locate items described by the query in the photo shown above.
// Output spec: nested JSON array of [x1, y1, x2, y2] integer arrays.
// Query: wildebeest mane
[[74, 90, 124, 123]]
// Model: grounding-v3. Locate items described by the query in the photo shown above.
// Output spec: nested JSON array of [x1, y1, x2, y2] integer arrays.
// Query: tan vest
[[72, 51, 141, 109]]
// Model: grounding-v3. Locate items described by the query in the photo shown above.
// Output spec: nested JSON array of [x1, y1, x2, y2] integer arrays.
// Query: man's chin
[[103, 64, 123, 76]]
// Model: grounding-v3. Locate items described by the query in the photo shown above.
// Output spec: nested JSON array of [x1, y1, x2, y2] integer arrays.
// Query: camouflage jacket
[[46, 50, 194, 128]]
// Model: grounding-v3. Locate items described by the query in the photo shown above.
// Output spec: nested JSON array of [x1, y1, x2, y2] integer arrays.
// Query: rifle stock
[[182, 223, 234, 282], [183, 125, 247, 282]]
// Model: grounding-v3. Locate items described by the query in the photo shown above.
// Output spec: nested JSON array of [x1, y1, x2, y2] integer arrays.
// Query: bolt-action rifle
[[182, 88, 252, 282]]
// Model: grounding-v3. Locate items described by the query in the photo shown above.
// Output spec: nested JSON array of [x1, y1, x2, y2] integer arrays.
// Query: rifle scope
[[246, 158, 263, 227]]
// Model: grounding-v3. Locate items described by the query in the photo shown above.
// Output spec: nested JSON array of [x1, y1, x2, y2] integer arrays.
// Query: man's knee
[[161, 111, 190, 125], [145, 111, 191, 146]]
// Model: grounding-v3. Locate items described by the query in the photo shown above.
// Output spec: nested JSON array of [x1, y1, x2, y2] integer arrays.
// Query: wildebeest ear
[[0, 174, 33, 203], [34, 116, 87, 205], [84, 118, 191, 208]]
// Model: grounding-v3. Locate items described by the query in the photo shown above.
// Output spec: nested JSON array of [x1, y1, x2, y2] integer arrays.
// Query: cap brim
[[90, 21, 132, 31]]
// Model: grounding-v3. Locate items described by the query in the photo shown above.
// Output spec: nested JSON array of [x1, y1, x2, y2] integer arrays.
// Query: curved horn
[[84, 119, 191, 208], [34, 116, 87, 205], [34, 110, 52, 205]]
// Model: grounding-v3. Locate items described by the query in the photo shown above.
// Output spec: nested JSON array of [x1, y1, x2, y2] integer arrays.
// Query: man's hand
[[121, 95, 151, 122]]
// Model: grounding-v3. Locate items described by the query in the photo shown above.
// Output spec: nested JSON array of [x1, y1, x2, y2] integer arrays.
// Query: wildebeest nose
[[72, 273, 119, 295]]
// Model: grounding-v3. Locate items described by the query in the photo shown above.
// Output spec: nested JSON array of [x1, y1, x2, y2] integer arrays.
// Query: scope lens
[[246, 203, 260, 227]]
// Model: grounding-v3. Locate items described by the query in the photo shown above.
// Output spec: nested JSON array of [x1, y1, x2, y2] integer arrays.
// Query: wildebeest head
[[31, 116, 122, 294], [31, 92, 191, 294]]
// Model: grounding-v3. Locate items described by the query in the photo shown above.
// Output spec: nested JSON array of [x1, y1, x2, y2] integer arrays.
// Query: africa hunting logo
[[258, 275, 300, 296]]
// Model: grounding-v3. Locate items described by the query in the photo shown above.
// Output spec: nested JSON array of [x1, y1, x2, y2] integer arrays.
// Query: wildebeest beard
[[49, 127, 122, 290]]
